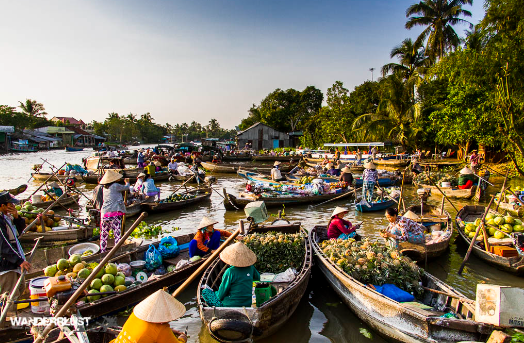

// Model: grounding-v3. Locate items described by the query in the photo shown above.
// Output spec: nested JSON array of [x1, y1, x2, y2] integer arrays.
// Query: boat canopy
[[324, 142, 387, 147]]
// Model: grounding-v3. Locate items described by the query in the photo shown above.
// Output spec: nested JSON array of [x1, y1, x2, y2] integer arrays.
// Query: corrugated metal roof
[[0, 126, 14, 133]]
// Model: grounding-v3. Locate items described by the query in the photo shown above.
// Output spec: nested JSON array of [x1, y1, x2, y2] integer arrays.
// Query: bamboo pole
[[33, 212, 148, 343], [397, 171, 406, 212], [28, 162, 68, 198], [20, 193, 69, 236], [458, 195, 495, 275], [496, 170, 509, 212]]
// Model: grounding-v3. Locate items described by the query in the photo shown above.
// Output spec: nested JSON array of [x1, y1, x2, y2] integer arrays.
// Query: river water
[[1, 148, 523, 342]]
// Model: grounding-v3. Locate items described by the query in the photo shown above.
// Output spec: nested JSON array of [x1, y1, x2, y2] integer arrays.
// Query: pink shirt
[[327, 217, 355, 239]]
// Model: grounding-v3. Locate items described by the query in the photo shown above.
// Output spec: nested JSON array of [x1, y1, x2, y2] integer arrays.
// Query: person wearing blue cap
[[0, 191, 30, 312]]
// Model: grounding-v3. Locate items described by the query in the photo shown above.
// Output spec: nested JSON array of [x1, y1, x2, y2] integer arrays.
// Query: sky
[[0, 0, 486, 129]]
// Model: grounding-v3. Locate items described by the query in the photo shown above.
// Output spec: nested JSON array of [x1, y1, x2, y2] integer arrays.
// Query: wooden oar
[[33, 212, 148, 343], [27, 162, 68, 198], [309, 187, 361, 209], [426, 177, 460, 213], [171, 220, 244, 298], [397, 171, 406, 212], [20, 193, 69, 236], [496, 169, 509, 211], [458, 195, 496, 275], [0, 236, 43, 325]]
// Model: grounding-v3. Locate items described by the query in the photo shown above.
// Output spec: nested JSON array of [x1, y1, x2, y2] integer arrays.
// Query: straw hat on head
[[154, 161, 162, 167], [99, 170, 123, 185], [198, 216, 218, 230], [220, 242, 257, 267], [133, 289, 186, 323], [137, 173, 146, 178], [326, 163, 333, 169], [460, 167, 474, 175], [332, 206, 349, 217], [48, 182, 60, 188], [341, 166, 352, 173], [403, 210, 420, 220], [273, 161, 281, 166], [364, 161, 376, 170]]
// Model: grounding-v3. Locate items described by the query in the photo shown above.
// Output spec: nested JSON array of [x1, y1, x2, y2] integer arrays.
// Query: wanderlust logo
[[10, 316, 92, 327]]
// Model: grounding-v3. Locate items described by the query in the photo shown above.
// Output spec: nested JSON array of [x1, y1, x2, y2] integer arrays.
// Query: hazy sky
[[0, 0, 485, 129]]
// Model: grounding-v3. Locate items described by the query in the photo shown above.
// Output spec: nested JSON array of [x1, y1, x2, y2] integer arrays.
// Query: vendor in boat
[[189, 217, 232, 258], [326, 163, 341, 177], [381, 207, 425, 247], [215, 242, 260, 307], [334, 149, 341, 162], [362, 161, 378, 202], [211, 152, 222, 163], [327, 207, 360, 240], [141, 173, 161, 201], [99, 170, 131, 253], [322, 155, 330, 166], [137, 149, 145, 168], [145, 161, 156, 177], [154, 160, 163, 172], [0, 191, 30, 315], [133, 173, 146, 196], [46, 181, 64, 198], [245, 180, 255, 192], [110, 289, 187, 343], [271, 161, 286, 181], [458, 167, 476, 189], [355, 149, 363, 165], [168, 158, 179, 175], [339, 166, 354, 186], [469, 150, 481, 172]]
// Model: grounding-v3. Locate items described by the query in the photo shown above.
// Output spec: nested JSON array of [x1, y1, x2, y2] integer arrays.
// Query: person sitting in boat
[[189, 217, 232, 258], [245, 180, 255, 192], [322, 156, 330, 166], [141, 173, 160, 201], [381, 207, 425, 247], [133, 173, 146, 197], [108, 159, 120, 169], [458, 167, 476, 189], [271, 161, 286, 181], [216, 242, 260, 307], [47, 181, 64, 198], [99, 170, 131, 253], [0, 192, 30, 315], [145, 161, 156, 177], [154, 160, 163, 172], [362, 161, 378, 202], [412, 161, 423, 175], [469, 150, 481, 172], [110, 289, 187, 343], [168, 158, 179, 175], [211, 152, 222, 163], [326, 163, 341, 177], [327, 207, 360, 240], [339, 166, 354, 186]]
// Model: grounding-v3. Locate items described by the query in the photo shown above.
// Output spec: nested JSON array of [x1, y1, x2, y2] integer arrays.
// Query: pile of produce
[[16, 203, 61, 231], [298, 176, 314, 184], [320, 239, 424, 295], [243, 231, 306, 273], [159, 193, 197, 203], [464, 213, 523, 240], [93, 222, 166, 239], [414, 172, 457, 186]]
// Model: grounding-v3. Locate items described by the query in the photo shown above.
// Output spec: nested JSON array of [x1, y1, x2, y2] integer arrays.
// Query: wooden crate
[[489, 246, 518, 257]]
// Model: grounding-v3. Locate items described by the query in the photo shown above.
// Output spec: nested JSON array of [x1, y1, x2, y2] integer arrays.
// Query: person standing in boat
[[141, 173, 160, 201], [381, 207, 425, 247], [458, 167, 476, 189], [362, 161, 378, 202], [469, 150, 481, 172], [334, 149, 341, 163], [339, 166, 354, 187], [327, 207, 360, 240], [99, 170, 131, 253], [189, 217, 232, 258], [137, 149, 145, 168], [110, 289, 187, 343], [215, 242, 260, 307], [271, 161, 286, 181], [371, 146, 378, 160], [355, 149, 363, 165], [0, 192, 30, 314]]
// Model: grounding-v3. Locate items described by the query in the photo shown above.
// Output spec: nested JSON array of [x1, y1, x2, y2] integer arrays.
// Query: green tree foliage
[[381, 38, 429, 81], [0, 100, 52, 131]]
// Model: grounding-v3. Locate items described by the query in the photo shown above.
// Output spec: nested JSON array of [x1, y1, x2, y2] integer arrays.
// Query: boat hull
[[355, 197, 397, 212], [414, 183, 476, 200], [142, 189, 212, 214]]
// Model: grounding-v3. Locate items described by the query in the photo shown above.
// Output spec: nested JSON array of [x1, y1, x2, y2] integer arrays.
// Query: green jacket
[[216, 265, 260, 307], [458, 174, 476, 186]]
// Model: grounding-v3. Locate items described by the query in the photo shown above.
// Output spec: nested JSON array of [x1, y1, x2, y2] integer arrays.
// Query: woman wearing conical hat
[[110, 289, 187, 343], [215, 242, 260, 307], [327, 207, 360, 240], [189, 217, 232, 258], [99, 170, 131, 253], [339, 166, 354, 187], [458, 167, 476, 190]]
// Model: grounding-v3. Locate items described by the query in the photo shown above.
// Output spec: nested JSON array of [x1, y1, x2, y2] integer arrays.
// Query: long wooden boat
[[495, 201, 524, 217], [222, 155, 252, 161], [223, 188, 354, 210], [373, 158, 410, 168], [198, 223, 311, 341], [252, 155, 295, 162], [82, 171, 170, 184], [310, 225, 494, 343], [23, 194, 80, 209], [398, 204, 453, 261], [31, 172, 84, 183], [201, 161, 238, 173], [19, 225, 94, 243], [65, 146, 84, 152], [141, 188, 212, 214], [456, 205, 524, 275], [1, 184, 28, 196], [355, 197, 398, 212], [414, 182, 477, 200]]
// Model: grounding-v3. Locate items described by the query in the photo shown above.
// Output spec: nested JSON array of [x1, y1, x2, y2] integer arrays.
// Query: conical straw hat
[[133, 289, 186, 323], [326, 163, 333, 169], [403, 210, 420, 220], [364, 161, 376, 169], [460, 167, 474, 175], [341, 167, 352, 173], [154, 161, 162, 167], [48, 182, 61, 188], [332, 206, 349, 217], [273, 161, 281, 166], [99, 170, 123, 185], [220, 242, 257, 267], [197, 216, 218, 230]]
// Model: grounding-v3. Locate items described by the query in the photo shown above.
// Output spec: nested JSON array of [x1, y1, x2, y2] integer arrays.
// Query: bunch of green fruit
[[464, 213, 524, 240], [130, 221, 163, 239], [160, 193, 196, 203]]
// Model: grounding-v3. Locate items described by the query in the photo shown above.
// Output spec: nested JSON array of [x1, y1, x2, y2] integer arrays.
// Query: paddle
[[426, 176, 460, 213], [458, 195, 496, 276], [0, 236, 43, 326], [397, 171, 406, 212], [309, 187, 361, 209], [33, 212, 148, 343], [171, 220, 244, 298]]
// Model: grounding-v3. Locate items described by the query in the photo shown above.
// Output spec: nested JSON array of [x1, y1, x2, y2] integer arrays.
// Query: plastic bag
[[117, 263, 132, 277], [273, 268, 296, 283], [373, 284, 414, 302], [144, 245, 163, 271], [175, 259, 189, 270], [158, 236, 180, 259]]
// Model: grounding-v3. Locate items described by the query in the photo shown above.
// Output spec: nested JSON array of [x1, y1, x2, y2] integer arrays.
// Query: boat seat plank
[[163, 250, 189, 265], [402, 302, 446, 317]]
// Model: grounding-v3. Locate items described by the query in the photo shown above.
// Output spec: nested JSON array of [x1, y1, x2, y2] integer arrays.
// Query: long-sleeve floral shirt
[[387, 216, 425, 244], [363, 169, 378, 183]]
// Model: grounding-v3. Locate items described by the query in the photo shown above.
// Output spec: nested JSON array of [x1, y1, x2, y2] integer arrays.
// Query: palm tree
[[18, 99, 47, 117], [352, 75, 420, 148], [405, 0, 473, 60], [381, 38, 429, 80]]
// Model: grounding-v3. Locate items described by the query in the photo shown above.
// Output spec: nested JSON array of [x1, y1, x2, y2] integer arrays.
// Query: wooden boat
[[141, 188, 212, 214], [198, 223, 312, 341], [310, 225, 494, 343], [252, 155, 295, 162], [64, 146, 84, 152], [31, 172, 84, 183], [398, 204, 453, 261], [456, 205, 524, 275], [495, 201, 524, 217], [222, 155, 252, 161], [355, 196, 398, 212], [82, 171, 170, 184], [201, 161, 238, 173], [22, 193, 80, 209], [223, 188, 354, 210], [414, 182, 477, 200], [1, 184, 27, 196], [19, 224, 93, 243], [374, 158, 411, 168]]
